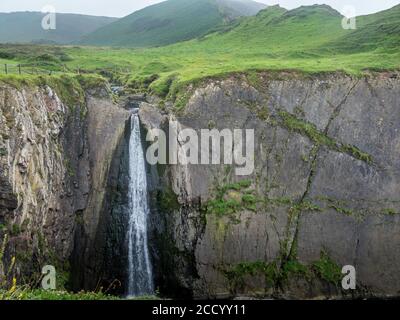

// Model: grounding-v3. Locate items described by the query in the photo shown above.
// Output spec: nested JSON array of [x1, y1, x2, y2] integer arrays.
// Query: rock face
[[69, 92, 131, 292], [0, 81, 130, 289], [0, 84, 74, 279], [139, 72, 400, 299], [0, 71, 399, 299]]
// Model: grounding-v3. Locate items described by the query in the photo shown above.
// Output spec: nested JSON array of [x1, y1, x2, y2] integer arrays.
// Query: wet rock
[[140, 72, 400, 298]]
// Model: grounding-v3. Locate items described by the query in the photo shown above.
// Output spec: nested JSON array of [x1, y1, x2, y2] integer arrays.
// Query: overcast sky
[[0, 0, 398, 18]]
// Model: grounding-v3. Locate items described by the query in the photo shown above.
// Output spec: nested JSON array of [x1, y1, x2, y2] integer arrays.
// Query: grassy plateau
[[0, 4, 399, 99]]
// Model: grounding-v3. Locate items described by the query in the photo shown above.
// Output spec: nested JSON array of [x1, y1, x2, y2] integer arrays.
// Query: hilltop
[[326, 4, 400, 53], [80, 0, 267, 47]]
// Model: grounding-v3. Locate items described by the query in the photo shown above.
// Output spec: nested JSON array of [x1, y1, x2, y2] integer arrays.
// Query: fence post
[[4, 64, 7, 75], [18, 64, 21, 75]]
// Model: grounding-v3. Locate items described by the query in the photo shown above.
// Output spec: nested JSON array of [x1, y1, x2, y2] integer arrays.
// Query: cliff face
[[0, 80, 130, 288], [70, 91, 131, 292], [1, 72, 399, 299], [140, 72, 400, 299], [0, 84, 75, 279]]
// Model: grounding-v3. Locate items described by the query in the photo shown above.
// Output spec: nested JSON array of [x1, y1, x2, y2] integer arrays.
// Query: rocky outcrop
[[140, 71, 400, 299], [0, 79, 130, 289], [0, 84, 74, 279]]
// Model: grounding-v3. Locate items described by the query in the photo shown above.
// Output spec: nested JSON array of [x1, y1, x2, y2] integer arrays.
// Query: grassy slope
[[0, 287, 160, 300], [326, 4, 400, 53], [0, 12, 117, 44], [1, 5, 399, 95], [80, 0, 266, 47], [0, 289, 119, 300], [80, 0, 225, 47], [71, 5, 400, 89]]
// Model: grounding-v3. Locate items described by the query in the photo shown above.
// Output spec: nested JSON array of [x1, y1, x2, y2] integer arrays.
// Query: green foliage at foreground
[[0, 288, 120, 300], [0, 287, 162, 300]]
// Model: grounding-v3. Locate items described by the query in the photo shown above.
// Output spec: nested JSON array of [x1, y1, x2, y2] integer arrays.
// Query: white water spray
[[127, 113, 154, 297]]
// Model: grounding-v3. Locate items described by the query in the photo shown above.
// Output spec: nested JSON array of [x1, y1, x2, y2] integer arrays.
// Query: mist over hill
[[0, 12, 118, 44], [79, 0, 267, 47]]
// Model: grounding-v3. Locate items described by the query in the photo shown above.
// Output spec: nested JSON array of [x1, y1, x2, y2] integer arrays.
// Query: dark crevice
[[324, 79, 360, 135]]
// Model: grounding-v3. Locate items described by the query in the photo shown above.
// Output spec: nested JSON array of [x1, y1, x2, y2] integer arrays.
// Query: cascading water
[[126, 113, 154, 297]]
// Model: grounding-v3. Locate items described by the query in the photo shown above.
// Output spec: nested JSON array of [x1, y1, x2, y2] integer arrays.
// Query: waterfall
[[127, 113, 154, 297]]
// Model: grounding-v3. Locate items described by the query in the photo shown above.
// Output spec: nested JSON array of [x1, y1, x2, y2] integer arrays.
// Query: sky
[[0, 0, 398, 18]]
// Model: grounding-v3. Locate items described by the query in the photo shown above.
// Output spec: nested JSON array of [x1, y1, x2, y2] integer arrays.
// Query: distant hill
[[0, 4, 399, 85], [0, 12, 118, 44], [187, 3, 400, 59], [120, 3, 398, 85], [80, 0, 267, 47], [197, 4, 347, 55], [326, 4, 400, 53]]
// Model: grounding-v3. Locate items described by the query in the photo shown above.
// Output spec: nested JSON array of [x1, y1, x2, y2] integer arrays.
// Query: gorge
[[0, 70, 399, 299]]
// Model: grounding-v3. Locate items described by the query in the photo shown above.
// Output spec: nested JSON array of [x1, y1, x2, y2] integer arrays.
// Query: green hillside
[[1, 4, 399, 98], [200, 5, 346, 55], [326, 4, 400, 53], [0, 12, 117, 44], [80, 0, 266, 47]]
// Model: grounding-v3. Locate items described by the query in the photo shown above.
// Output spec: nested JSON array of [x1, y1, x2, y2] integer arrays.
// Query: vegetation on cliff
[[0, 73, 108, 104], [221, 250, 344, 297]]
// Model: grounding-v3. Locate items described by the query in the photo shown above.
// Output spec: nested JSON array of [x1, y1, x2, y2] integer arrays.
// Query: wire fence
[[1, 63, 64, 75], [0, 63, 133, 76]]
